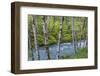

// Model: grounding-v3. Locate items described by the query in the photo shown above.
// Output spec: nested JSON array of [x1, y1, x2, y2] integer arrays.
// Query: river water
[[31, 40, 87, 60]]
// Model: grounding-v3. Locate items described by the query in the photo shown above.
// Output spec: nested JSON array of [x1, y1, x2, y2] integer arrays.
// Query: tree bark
[[80, 18, 87, 48], [32, 15, 40, 60], [42, 16, 50, 59], [83, 18, 88, 48], [28, 32, 34, 60], [79, 17, 83, 48], [74, 31, 78, 50], [56, 16, 63, 59], [85, 18, 88, 47], [72, 17, 77, 53]]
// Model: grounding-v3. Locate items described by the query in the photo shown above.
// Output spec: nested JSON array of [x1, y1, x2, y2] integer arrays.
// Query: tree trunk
[[85, 18, 88, 47], [28, 33, 34, 60], [83, 18, 88, 48], [79, 17, 83, 48], [32, 15, 40, 60], [56, 16, 63, 59], [80, 18, 87, 48], [72, 17, 76, 53], [74, 31, 78, 50], [42, 16, 50, 59]]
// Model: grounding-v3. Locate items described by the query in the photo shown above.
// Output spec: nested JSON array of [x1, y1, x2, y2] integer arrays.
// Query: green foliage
[[28, 15, 88, 48], [62, 34, 72, 42], [73, 47, 88, 58], [59, 47, 88, 59], [48, 35, 57, 45], [37, 34, 44, 46]]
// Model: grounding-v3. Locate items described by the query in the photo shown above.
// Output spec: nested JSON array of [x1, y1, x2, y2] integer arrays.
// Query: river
[[30, 40, 87, 60]]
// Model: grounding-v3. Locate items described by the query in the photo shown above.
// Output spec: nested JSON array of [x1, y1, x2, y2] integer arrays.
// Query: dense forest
[[28, 15, 88, 60]]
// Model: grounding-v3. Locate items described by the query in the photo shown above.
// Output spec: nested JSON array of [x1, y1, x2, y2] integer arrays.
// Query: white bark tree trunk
[[42, 16, 50, 59], [79, 17, 82, 48], [56, 16, 63, 59], [32, 15, 40, 60], [83, 18, 87, 48], [72, 17, 76, 53]]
